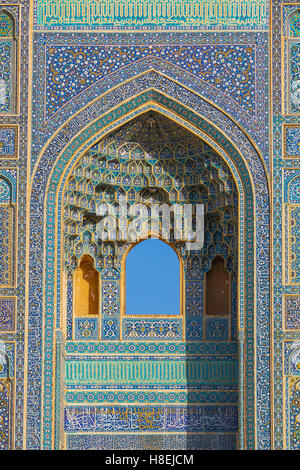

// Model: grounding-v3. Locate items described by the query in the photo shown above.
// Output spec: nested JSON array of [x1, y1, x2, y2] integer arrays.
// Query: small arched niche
[[287, 9, 300, 37], [0, 10, 15, 37], [205, 255, 230, 316], [0, 10, 16, 113], [123, 238, 181, 316], [0, 175, 13, 204], [285, 9, 300, 114], [73, 255, 99, 316]]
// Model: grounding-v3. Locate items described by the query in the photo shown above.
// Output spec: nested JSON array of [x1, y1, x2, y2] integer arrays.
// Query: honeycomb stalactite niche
[[63, 111, 239, 341], [61, 112, 240, 449]]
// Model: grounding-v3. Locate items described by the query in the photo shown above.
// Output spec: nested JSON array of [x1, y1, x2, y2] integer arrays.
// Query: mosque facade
[[0, 0, 299, 450]]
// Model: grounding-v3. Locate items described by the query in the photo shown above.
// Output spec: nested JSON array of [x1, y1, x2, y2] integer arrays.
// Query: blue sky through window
[[125, 238, 180, 315]]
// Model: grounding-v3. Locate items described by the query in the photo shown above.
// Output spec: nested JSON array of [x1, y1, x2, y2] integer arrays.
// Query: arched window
[[0, 175, 14, 286], [288, 9, 300, 37], [0, 10, 16, 113], [74, 255, 99, 316], [205, 256, 230, 316], [285, 10, 300, 114], [0, 11, 14, 37], [124, 238, 180, 316]]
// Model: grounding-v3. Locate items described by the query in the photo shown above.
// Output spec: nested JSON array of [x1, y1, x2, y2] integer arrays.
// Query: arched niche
[[205, 256, 230, 317], [73, 255, 99, 317], [0, 10, 15, 38], [284, 9, 300, 113], [287, 9, 300, 37], [27, 86, 270, 450], [0, 174, 15, 286], [0, 9, 16, 113]]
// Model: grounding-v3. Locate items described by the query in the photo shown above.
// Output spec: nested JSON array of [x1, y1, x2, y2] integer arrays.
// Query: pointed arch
[[205, 256, 230, 317], [27, 81, 270, 450], [0, 9, 15, 38], [0, 8, 16, 112], [286, 8, 300, 37], [73, 255, 99, 317]]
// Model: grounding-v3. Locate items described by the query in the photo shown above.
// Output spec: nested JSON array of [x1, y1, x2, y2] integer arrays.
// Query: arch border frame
[[26, 86, 270, 450]]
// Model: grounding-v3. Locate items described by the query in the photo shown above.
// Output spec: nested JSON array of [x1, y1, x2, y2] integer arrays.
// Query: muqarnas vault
[[0, 0, 299, 450]]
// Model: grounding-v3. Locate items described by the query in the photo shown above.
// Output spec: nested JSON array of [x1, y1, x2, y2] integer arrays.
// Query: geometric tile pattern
[[0, 206, 14, 287], [0, 342, 15, 378], [123, 319, 183, 340], [0, 170, 17, 203], [5, 0, 297, 452], [289, 11, 300, 37], [31, 32, 269, 172], [44, 44, 257, 120], [290, 42, 300, 113], [65, 390, 239, 404], [205, 318, 229, 341], [0, 297, 15, 332], [288, 377, 300, 450], [0, 10, 15, 115], [0, 1, 29, 452], [284, 169, 300, 203], [27, 80, 268, 450], [65, 357, 238, 387], [0, 177, 12, 204], [284, 125, 300, 158], [2, 0, 299, 453], [285, 296, 300, 330], [0, 380, 11, 450], [0, 39, 15, 114], [0, 11, 14, 37], [65, 341, 238, 355], [74, 318, 98, 341], [287, 205, 300, 284], [285, 342, 300, 450], [272, 0, 300, 450], [102, 318, 119, 340], [0, 126, 18, 158]]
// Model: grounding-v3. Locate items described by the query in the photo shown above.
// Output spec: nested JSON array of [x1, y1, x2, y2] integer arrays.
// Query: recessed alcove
[[62, 110, 240, 449]]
